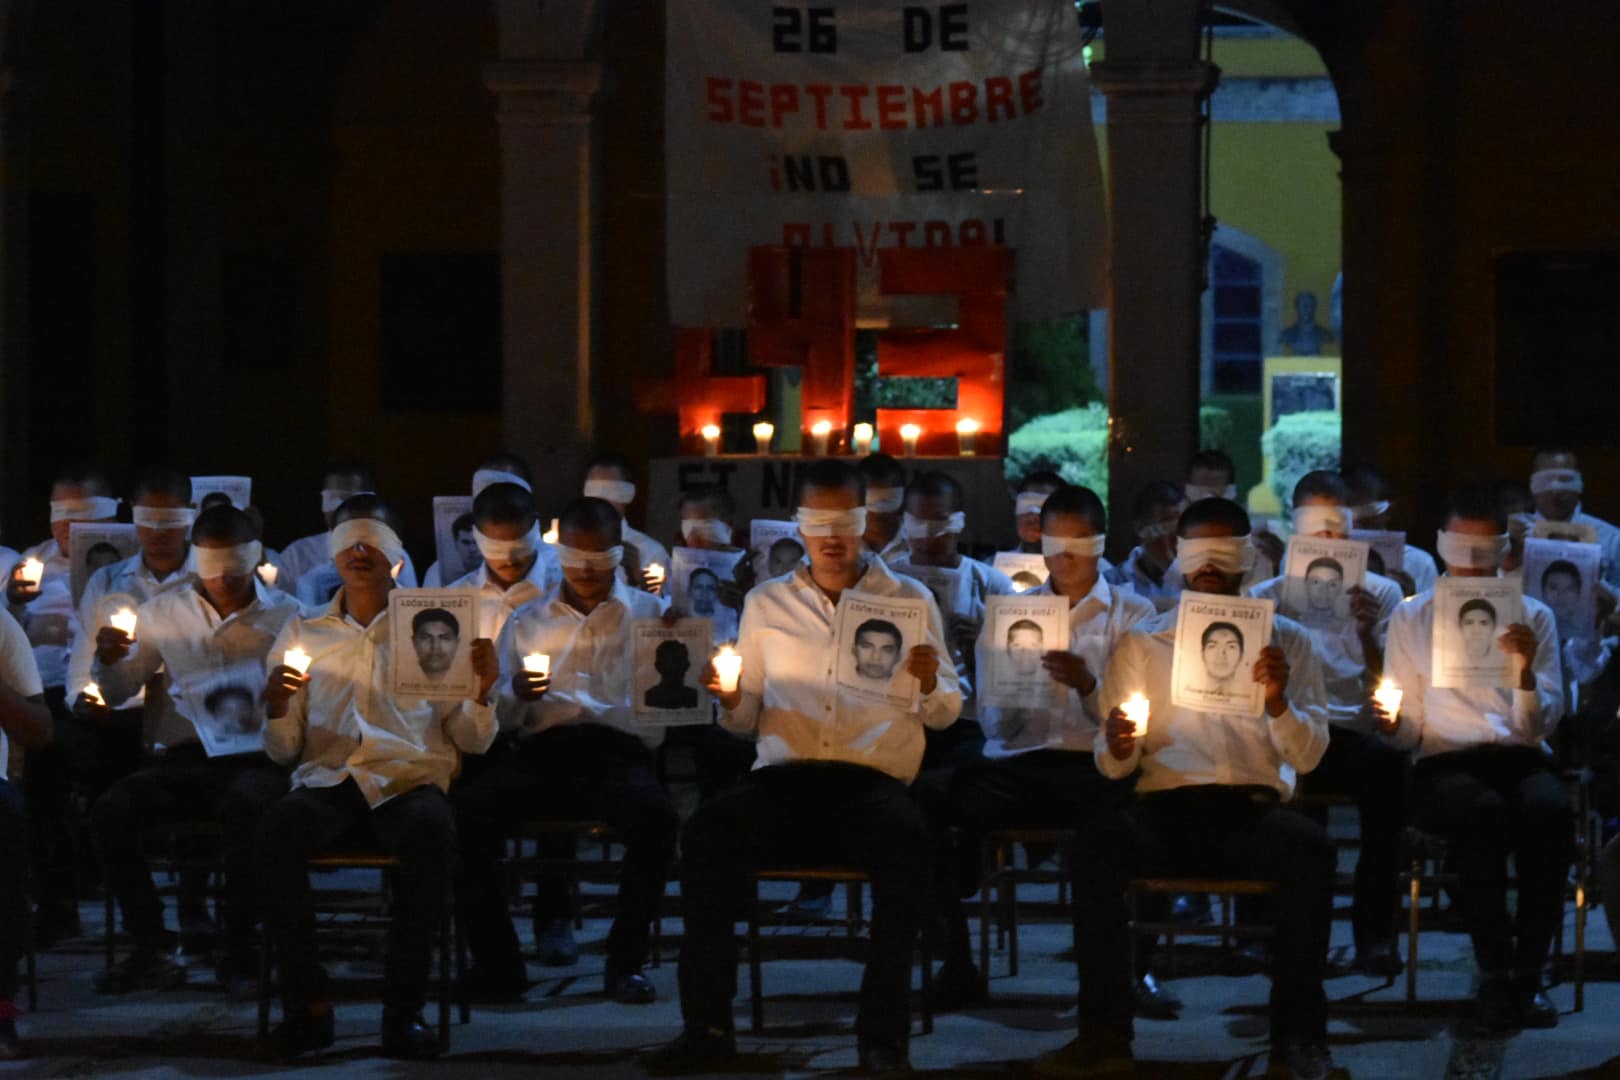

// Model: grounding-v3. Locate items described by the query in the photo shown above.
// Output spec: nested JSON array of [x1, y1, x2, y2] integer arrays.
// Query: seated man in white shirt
[[258, 495, 498, 1060], [281, 461, 419, 607], [0, 609, 51, 1059], [454, 496, 677, 1005], [1377, 484, 1570, 1031], [1188, 450, 1283, 578], [1080, 497, 1339, 1080], [1341, 462, 1438, 595], [422, 451, 535, 587], [1248, 470, 1409, 976], [1527, 445, 1620, 588], [1004, 469, 1066, 556], [921, 484, 1155, 1018], [650, 460, 961, 1075], [583, 452, 667, 591], [447, 481, 560, 639], [88, 505, 300, 993], [1118, 482, 1186, 611], [858, 452, 908, 562]]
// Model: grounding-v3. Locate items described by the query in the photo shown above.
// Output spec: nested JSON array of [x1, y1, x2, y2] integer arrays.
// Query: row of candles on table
[[701, 419, 981, 458]]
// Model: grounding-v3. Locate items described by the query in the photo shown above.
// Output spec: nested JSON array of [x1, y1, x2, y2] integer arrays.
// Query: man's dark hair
[[584, 451, 635, 484], [1305, 556, 1344, 579], [854, 618, 903, 648], [1187, 449, 1236, 485], [1006, 618, 1044, 644], [132, 465, 191, 504], [412, 608, 460, 637], [1444, 484, 1508, 533], [1041, 484, 1107, 534], [796, 459, 865, 505], [53, 464, 111, 496], [858, 452, 906, 488], [1293, 470, 1348, 507], [199, 492, 234, 512], [1340, 463, 1390, 500], [679, 484, 737, 521], [1133, 481, 1185, 524], [904, 471, 964, 512], [322, 458, 377, 489], [334, 493, 406, 538], [192, 505, 257, 546], [1531, 446, 1579, 469], [1458, 598, 1497, 625], [1541, 559, 1582, 591], [204, 684, 256, 714], [476, 451, 533, 484], [689, 567, 719, 588], [86, 541, 121, 561], [1201, 621, 1245, 652], [558, 496, 622, 540], [473, 481, 537, 529], [1017, 469, 1066, 493], [1178, 497, 1251, 539], [452, 512, 475, 536]]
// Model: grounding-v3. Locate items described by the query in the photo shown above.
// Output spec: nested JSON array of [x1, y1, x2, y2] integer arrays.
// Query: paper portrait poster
[[976, 594, 1068, 710], [992, 552, 1050, 594], [898, 563, 963, 621], [69, 523, 139, 606], [670, 547, 745, 645], [1521, 537, 1600, 643], [1170, 593, 1274, 717], [181, 660, 268, 758], [432, 496, 479, 585], [1432, 576, 1523, 690], [190, 475, 252, 510], [1530, 519, 1599, 545], [1280, 536, 1368, 624], [631, 617, 714, 728], [388, 590, 480, 701], [1351, 530, 1407, 581], [833, 589, 928, 711], [749, 519, 804, 580]]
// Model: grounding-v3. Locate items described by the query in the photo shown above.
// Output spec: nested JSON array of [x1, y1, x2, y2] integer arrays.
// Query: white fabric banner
[[665, 0, 1105, 326]]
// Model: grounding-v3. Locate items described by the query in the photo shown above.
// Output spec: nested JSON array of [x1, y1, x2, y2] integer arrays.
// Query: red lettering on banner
[[959, 219, 988, 246], [948, 81, 978, 125], [770, 84, 800, 128], [706, 76, 733, 123], [738, 80, 766, 127], [984, 76, 1015, 121], [1019, 68, 1044, 114], [890, 221, 916, 247], [783, 223, 811, 246], [853, 223, 883, 268], [913, 86, 944, 128], [924, 220, 952, 246], [838, 85, 873, 130], [875, 84, 907, 130], [806, 84, 835, 128]]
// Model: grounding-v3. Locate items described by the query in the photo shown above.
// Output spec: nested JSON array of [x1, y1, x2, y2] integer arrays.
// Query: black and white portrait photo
[[388, 589, 480, 700], [632, 618, 713, 728], [1170, 593, 1274, 717]]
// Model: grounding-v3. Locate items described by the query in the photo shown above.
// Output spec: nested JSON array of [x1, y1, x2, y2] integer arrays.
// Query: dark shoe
[[1476, 973, 1519, 1032], [1032, 1031, 1134, 1078], [266, 1006, 335, 1061], [465, 965, 532, 1004], [94, 946, 187, 994], [1513, 976, 1558, 1029], [857, 1037, 911, 1075], [32, 904, 82, 948], [928, 959, 988, 1012], [1170, 893, 1214, 925], [536, 917, 579, 966], [1133, 972, 1181, 1019], [644, 1027, 737, 1074], [606, 968, 657, 1005], [0, 1018, 20, 1060], [1266, 1040, 1348, 1080], [381, 1007, 440, 1059], [1351, 941, 1404, 978]]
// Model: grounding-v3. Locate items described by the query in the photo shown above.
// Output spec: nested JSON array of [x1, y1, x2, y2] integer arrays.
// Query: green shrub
[[1260, 410, 1341, 510], [1199, 404, 1233, 453], [1005, 402, 1110, 495]]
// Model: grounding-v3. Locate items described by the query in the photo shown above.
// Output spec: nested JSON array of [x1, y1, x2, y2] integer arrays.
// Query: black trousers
[[91, 744, 286, 951], [0, 780, 27, 999], [1122, 786, 1335, 1048], [22, 688, 76, 909], [1298, 725, 1409, 950], [454, 724, 678, 979], [917, 749, 1136, 1037], [259, 780, 454, 1015], [677, 761, 928, 1046], [1410, 745, 1573, 978]]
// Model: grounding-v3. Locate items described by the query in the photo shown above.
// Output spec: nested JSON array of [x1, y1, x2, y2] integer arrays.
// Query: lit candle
[[713, 645, 743, 693], [522, 652, 551, 676], [1373, 678, 1402, 719], [809, 419, 832, 457], [83, 682, 104, 706], [17, 558, 43, 587], [258, 563, 279, 587], [391, 560, 403, 580], [900, 423, 922, 458], [1122, 692, 1150, 738], [701, 424, 721, 457], [852, 423, 874, 456], [956, 417, 980, 456], [543, 518, 560, 545], [109, 607, 138, 640], [752, 421, 775, 455], [644, 562, 666, 590], [284, 647, 312, 676]]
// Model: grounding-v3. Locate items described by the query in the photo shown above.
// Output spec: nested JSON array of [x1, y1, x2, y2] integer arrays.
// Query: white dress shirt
[[264, 590, 497, 807], [1247, 571, 1404, 735], [1119, 546, 1181, 612], [282, 531, 419, 601], [494, 579, 669, 747], [1403, 545, 1439, 594], [1381, 586, 1563, 759], [1096, 604, 1330, 798], [0, 547, 19, 591], [93, 580, 300, 755], [980, 576, 1154, 758], [0, 610, 44, 781], [886, 552, 1016, 711], [621, 524, 671, 586], [68, 553, 196, 707], [1533, 509, 1620, 588], [447, 551, 564, 641], [721, 556, 962, 784], [10, 540, 79, 690]]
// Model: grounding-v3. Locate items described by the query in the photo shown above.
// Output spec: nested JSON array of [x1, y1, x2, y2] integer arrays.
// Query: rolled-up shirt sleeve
[[1265, 628, 1330, 774], [262, 617, 306, 765], [917, 592, 962, 731], [444, 697, 497, 755], [92, 626, 165, 709], [1095, 634, 1145, 780], [717, 596, 765, 737], [1381, 600, 1427, 752], [1512, 605, 1564, 743]]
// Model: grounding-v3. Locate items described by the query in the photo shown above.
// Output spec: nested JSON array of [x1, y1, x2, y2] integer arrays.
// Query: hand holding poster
[[191, 475, 252, 510], [1170, 593, 1275, 718], [632, 618, 715, 728], [1280, 536, 1369, 624], [992, 552, 1049, 593], [1432, 577, 1524, 689], [670, 547, 746, 644], [1521, 537, 1600, 642], [976, 593, 1067, 710], [68, 523, 139, 606], [433, 496, 479, 585], [749, 519, 804, 580], [834, 589, 928, 710], [389, 590, 481, 701]]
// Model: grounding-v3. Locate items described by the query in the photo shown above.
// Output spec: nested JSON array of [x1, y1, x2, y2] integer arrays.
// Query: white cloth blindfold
[[865, 487, 904, 514], [319, 488, 373, 515], [1291, 505, 1354, 536], [681, 518, 733, 546], [50, 496, 120, 523], [903, 511, 965, 539], [1436, 530, 1508, 571], [1347, 500, 1390, 521], [795, 506, 867, 537], [583, 479, 636, 505], [472, 469, 532, 497], [1530, 469, 1583, 495], [474, 521, 542, 564], [1139, 520, 1178, 542], [132, 506, 196, 531], [1015, 492, 1050, 517], [328, 517, 406, 568], [193, 541, 263, 579], [1183, 483, 1237, 503], [1171, 536, 1248, 577], [1041, 534, 1107, 558], [556, 543, 624, 571]]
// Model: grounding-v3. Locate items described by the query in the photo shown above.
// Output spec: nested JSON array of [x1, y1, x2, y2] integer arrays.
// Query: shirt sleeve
[[92, 606, 167, 709], [0, 611, 43, 698], [443, 697, 497, 755], [1382, 601, 1427, 751], [1095, 633, 1145, 779], [917, 585, 963, 731], [493, 608, 532, 732], [717, 586, 766, 737], [1266, 627, 1331, 774], [262, 616, 307, 765], [1512, 602, 1565, 742], [66, 573, 109, 700]]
